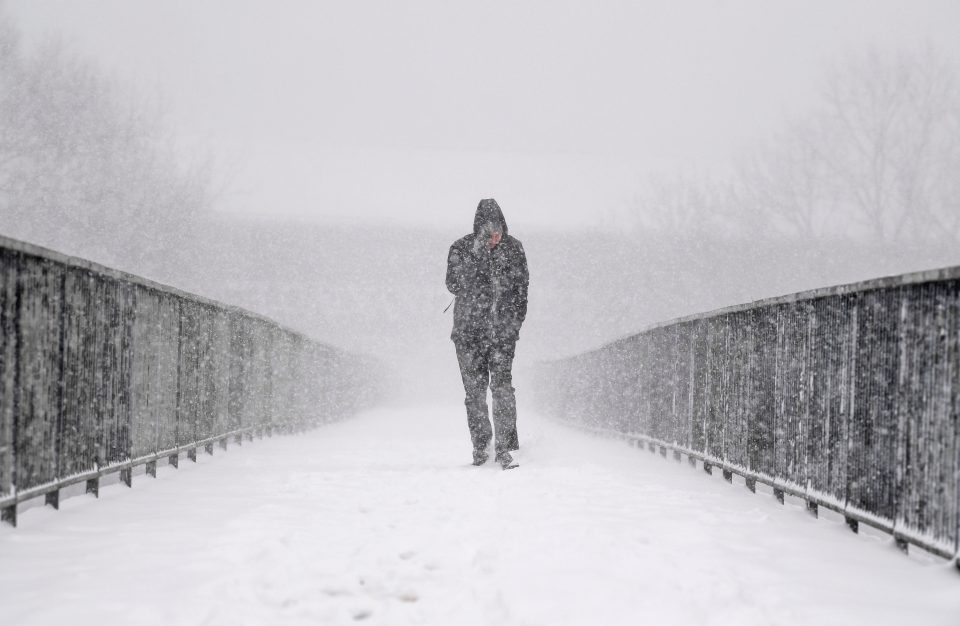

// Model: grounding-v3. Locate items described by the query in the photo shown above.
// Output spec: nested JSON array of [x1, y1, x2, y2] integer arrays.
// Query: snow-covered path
[[1, 405, 958, 626]]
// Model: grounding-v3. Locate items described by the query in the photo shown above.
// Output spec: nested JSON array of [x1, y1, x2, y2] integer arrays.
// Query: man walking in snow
[[446, 199, 529, 470]]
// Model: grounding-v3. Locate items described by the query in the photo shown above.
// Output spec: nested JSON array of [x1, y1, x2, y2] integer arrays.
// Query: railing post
[[120, 468, 132, 488], [54, 271, 67, 514], [86, 477, 99, 498], [168, 453, 179, 469], [2, 503, 16, 527], [687, 456, 697, 468], [187, 448, 197, 462], [893, 536, 909, 554], [205, 442, 214, 455], [703, 461, 713, 475], [806, 500, 818, 518], [774, 488, 784, 504], [745, 477, 756, 493], [146, 460, 157, 477], [219, 437, 228, 451], [722, 469, 733, 483], [8, 266, 21, 531], [845, 516, 859, 533]]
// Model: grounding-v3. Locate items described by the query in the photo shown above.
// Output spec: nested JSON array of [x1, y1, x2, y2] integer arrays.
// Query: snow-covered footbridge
[[1, 236, 959, 625], [4, 406, 959, 625]]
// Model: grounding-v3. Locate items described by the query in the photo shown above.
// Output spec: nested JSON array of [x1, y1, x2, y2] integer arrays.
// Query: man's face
[[489, 230, 503, 248]]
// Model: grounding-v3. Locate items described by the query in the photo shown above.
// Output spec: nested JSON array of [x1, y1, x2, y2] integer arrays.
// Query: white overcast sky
[[6, 0, 960, 230]]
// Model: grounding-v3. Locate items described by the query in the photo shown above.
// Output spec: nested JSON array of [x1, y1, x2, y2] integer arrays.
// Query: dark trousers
[[454, 338, 519, 455]]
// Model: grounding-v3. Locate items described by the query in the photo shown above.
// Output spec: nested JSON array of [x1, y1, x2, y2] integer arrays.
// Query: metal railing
[[532, 266, 960, 568], [0, 235, 382, 525]]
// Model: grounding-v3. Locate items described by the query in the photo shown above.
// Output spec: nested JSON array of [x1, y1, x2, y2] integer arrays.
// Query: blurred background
[[1, 0, 958, 403]]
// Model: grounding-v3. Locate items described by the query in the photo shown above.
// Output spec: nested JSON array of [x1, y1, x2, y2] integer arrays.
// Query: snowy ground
[[1, 405, 958, 626]]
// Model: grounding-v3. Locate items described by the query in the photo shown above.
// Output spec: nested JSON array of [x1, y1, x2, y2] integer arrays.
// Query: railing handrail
[[0, 234, 382, 527], [532, 263, 960, 570]]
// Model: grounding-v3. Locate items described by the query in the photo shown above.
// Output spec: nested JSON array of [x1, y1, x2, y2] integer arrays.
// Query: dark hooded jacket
[[446, 199, 529, 343]]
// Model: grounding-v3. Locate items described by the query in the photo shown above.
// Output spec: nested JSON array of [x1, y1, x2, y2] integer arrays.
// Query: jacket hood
[[473, 198, 508, 237]]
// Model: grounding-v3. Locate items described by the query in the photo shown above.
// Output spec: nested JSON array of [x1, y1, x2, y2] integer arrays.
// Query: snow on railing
[[532, 265, 960, 569], [0, 235, 382, 526]]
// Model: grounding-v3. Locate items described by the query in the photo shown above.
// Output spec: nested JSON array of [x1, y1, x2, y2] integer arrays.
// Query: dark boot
[[496, 451, 518, 470], [472, 449, 489, 466]]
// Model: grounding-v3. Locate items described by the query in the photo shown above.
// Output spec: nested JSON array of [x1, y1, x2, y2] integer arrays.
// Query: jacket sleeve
[[446, 243, 465, 296], [515, 242, 529, 324]]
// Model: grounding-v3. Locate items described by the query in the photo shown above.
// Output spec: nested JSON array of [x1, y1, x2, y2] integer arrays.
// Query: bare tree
[[740, 47, 960, 245], [0, 12, 213, 269], [629, 172, 739, 242], [736, 118, 836, 241]]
